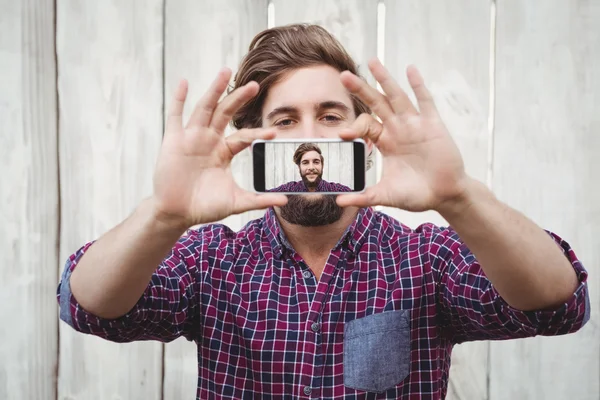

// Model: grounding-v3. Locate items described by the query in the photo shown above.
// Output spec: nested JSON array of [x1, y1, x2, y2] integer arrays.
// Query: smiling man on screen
[[57, 24, 590, 399], [268, 142, 353, 193]]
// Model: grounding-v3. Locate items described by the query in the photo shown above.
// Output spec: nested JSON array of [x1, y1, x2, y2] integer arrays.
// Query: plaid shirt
[[268, 179, 353, 192], [58, 207, 590, 399]]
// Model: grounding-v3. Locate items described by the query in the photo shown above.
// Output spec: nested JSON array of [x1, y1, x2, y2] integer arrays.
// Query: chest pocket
[[344, 310, 411, 393]]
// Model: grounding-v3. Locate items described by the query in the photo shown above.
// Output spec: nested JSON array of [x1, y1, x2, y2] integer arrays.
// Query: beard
[[279, 194, 344, 227], [301, 170, 322, 189]]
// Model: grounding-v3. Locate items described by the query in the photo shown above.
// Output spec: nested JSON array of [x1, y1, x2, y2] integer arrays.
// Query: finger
[[210, 81, 259, 133], [339, 71, 395, 121], [166, 79, 188, 131], [186, 68, 232, 129], [233, 189, 288, 215], [338, 113, 384, 145], [368, 58, 417, 116], [335, 187, 379, 208], [224, 128, 277, 160], [406, 65, 437, 116]]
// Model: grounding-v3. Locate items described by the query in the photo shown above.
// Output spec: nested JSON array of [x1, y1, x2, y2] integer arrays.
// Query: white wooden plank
[[272, 0, 380, 188], [0, 1, 58, 399], [162, 1, 268, 398], [490, 1, 600, 399], [56, 1, 164, 399], [384, 1, 492, 399]]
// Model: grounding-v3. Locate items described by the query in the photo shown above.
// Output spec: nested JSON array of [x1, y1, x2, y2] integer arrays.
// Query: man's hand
[[153, 68, 288, 227], [336, 59, 582, 311], [336, 58, 470, 213]]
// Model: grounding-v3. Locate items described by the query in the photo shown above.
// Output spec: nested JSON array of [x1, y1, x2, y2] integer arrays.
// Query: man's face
[[262, 65, 356, 137], [262, 65, 356, 226], [299, 150, 323, 188]]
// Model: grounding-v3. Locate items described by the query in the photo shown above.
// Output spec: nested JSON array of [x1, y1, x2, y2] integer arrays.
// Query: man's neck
[[275, 206, 360, 259]]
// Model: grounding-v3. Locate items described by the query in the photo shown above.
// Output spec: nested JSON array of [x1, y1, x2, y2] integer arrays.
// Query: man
[[57, 24, 590, 399], [268, 142, 353, 193]]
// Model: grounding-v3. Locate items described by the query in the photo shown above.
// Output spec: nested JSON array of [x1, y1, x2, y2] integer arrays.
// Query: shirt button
[[303, 386, 312, 395], [303, 271, 312, 279], [311, 322, 320, 332]]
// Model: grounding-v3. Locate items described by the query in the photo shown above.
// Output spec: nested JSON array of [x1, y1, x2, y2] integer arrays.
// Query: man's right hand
[[152, 68, 288, 228]]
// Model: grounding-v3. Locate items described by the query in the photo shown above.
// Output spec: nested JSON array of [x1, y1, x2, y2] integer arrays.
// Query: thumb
[[232, 188, 288, 215], [335, 186, 378, 208]]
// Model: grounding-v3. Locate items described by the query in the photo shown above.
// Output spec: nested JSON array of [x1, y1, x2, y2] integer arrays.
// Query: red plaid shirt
[[58, 207, 590, 399]]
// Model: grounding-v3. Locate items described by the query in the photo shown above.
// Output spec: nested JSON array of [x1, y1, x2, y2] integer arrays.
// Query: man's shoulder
[[370, 209, 452, 239], [364, 209, 462, 260], [181, 215, 269, 251]]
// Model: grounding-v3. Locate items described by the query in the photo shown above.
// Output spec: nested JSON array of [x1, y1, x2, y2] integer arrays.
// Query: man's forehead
[[262, 66, 354, 117], [301, 151, 321, 161]]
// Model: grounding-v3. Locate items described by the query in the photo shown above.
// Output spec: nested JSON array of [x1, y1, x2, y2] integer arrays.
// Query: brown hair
[[293, 143, 324, 166], [231, 23, 371, 130]]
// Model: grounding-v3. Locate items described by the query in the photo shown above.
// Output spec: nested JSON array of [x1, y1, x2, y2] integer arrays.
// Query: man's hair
[[293, 143, 324, 166], [232, 23, 374, 170], [231, 24, 371, 130]]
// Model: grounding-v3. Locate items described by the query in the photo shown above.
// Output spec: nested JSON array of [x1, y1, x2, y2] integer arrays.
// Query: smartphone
[[251, 138, 366, 194]]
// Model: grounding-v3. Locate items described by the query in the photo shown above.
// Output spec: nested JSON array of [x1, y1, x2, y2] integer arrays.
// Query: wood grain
[[272, 0, 380, 188], [490, 1, 600, 398], [56, 1, 164, 399], [0, 1, 58, 399], [162, 1, 268, 397], [384, 1, 492, 399]]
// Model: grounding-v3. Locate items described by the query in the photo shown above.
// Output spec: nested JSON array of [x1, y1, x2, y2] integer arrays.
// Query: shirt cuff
[[495, 231, 590, 336], [57, 242, 139, 334]]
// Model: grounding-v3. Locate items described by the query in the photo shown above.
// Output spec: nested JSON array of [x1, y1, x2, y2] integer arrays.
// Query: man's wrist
[[144, 197, 191, 235], [436, 178, 495, 223]]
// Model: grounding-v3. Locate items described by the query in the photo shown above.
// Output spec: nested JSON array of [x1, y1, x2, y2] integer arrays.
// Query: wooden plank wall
[[0, 1, 58, 399], [0, 0, 598, 399], [489, 1, 600, 399], [56, 1, 164, 399]]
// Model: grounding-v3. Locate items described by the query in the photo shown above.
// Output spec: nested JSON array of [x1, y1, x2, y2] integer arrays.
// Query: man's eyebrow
[[265, 106, 299, 121], [315, 101, 351, 114]]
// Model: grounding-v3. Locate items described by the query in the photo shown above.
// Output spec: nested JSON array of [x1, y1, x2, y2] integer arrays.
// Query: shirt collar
[[263, 206, 376, 258]]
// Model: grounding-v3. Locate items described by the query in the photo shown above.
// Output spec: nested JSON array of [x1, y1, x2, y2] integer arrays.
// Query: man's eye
[[275, 118, 294, 127], [322, 114, 341, 122]]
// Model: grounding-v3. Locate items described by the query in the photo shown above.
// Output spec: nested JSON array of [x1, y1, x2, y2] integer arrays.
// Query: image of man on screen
[[269, 142, 352, 193]]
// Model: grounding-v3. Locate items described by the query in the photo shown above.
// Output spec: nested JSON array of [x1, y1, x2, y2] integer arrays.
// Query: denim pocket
[[344, 310, 411, 393]]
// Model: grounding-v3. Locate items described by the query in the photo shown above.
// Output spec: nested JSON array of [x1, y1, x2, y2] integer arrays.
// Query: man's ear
[[364, 138, 375, 171], [365, 137, 374, 154]]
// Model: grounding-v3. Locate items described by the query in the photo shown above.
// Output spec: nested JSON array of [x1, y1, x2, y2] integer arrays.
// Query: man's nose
[[299, 121, 323, 138]]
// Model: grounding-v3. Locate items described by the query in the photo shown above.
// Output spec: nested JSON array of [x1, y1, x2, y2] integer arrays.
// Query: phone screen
[[252, 139, 366, 194]]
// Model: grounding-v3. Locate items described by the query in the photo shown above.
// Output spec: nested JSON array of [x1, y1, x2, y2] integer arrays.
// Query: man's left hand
[[336, 58, 472, 213]]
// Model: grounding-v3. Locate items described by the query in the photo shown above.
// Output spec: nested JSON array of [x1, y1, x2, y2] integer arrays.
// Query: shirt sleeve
[[425, 225, 591, 344], [56, 234, 202, 343]]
